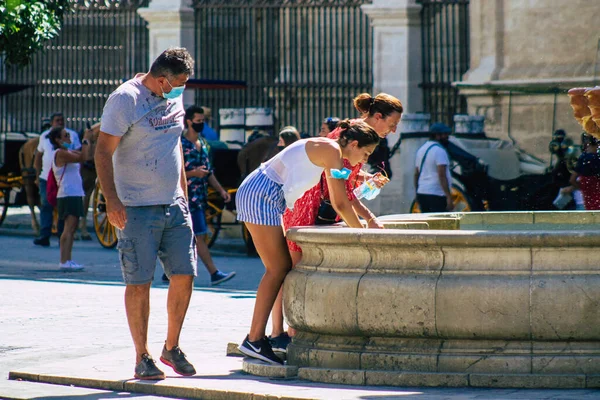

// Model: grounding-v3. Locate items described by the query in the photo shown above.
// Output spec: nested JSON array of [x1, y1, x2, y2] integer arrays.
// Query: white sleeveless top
[[261, 139, 324, 209], [51, 150, 85, 198]]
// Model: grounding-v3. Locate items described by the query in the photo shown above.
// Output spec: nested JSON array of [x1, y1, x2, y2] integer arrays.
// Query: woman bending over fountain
[[235, 120, 380, 365]]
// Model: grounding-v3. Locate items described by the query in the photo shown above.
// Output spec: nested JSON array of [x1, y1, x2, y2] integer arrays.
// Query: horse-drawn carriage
[[0, 131, 40, 229], [407, 123, 577, 213]]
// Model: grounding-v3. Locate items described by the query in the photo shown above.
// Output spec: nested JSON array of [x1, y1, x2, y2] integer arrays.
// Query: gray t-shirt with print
[[100, 77, 185, 206]]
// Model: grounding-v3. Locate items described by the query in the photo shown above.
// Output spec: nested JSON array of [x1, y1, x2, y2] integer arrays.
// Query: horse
[[18, 137, 40, 235]]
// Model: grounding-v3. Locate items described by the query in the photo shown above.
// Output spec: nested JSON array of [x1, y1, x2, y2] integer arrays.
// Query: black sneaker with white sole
[[269, 332, 291, 353], [238, 335, 284, 365]]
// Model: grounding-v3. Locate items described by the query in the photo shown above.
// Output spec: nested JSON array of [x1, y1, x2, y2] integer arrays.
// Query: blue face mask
[[162, 77, 185, 100]]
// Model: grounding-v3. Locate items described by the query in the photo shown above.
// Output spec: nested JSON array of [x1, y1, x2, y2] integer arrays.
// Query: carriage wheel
[[93, 181, 118, 249], [204, 203, 222, 248], [411, 185, 473, 213], [0, 189, 9, 228]]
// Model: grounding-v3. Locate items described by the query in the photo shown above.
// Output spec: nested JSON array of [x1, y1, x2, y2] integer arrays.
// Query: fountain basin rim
[[287, 227, 600, 247]]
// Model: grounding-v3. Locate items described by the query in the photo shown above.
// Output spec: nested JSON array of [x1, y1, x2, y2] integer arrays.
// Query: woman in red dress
[[267, 93, 403, 350]]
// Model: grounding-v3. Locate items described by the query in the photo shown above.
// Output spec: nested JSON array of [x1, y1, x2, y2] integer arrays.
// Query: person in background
[[277, 126, 301, 148], [79, 122, 100, 241], [200, 106, 219, 141], [34, 112, 81, 247], [319, 117, 340, 137], [163, 105, 236, 286], [569, 134, 600, 210], [414, 123, 454, 213], [47, 127, 93, 270]]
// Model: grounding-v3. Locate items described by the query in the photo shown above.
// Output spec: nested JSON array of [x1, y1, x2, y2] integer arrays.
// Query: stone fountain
[[281, 211, 600, 388]]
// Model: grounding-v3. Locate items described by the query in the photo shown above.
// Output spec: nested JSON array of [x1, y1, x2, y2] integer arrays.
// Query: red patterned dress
[[282, 121, 363, 252], [574, 152, 600, 210]]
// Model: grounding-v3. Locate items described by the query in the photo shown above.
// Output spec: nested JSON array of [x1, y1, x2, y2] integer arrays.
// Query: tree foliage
[[0, 0, 72, 67]]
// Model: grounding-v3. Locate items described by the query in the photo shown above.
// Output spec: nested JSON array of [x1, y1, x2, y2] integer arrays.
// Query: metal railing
[[418, 0, 470, 126], [0, 0, 150, 134], [192, 0, 373, 137]]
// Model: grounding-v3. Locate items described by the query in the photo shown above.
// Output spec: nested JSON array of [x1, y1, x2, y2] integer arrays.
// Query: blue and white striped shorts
[[236, 168, 286, 226]]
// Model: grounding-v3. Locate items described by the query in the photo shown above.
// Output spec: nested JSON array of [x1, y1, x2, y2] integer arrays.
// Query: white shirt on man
[[415, 140, 451, 197], [36, 128, 81, 181]]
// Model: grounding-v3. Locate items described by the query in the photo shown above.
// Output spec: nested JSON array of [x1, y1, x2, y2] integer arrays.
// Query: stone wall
[[461, 0, 600, 161]]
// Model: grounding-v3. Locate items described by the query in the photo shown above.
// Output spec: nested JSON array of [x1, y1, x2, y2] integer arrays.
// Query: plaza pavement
[[1, 206, 600, 400]]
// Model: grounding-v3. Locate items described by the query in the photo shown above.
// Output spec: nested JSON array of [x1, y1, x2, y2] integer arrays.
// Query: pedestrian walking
[[166, 105, 236, 286], [414, 122, 454, 213], [34, 112, 81, 246], [48, 127, 93, 270], [236, 120, 380, 365], [95, 47, 197, 380]]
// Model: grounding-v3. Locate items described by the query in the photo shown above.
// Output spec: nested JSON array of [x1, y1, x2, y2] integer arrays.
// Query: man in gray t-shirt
[[95, 47, 197, 381]]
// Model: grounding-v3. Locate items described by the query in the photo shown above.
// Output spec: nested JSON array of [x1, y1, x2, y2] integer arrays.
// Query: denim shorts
[[236, 168, 285, 226], [116, 197, 197, 285], [190, 207, 208, 236]]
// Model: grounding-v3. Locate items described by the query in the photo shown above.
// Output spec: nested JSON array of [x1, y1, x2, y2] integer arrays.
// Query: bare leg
[[79, 169, 96, 238], [195, 235, 217, 275], [271, 250, 302, 337], [165, 274, 194, 350], [245, 223, 292, 342], [59, 215, 79, 263], [125, 283, 151, 363]]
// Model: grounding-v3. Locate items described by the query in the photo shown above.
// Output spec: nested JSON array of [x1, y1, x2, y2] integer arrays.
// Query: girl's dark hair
[[47, 127, 64, 150], [323, 117, 340, 132], [337, 119, 380, 148], [353, 92, 403, 118]]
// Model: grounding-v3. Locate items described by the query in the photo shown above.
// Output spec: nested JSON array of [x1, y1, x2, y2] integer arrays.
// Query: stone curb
[[295, 368, 600, 389], [242, 358, 298, 379], [8, 371, 316, 400], [226, 342, 245, 357]]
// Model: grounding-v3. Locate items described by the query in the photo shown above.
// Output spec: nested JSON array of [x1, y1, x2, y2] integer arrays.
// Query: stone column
[[137, 0, 195, 106], [362, 0, 423, 215]]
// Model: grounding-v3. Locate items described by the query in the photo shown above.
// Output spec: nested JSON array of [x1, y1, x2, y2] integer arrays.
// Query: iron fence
[[0, 0, 150, 134], [418, 0, 470, 126], [192, 0, 373, 137]]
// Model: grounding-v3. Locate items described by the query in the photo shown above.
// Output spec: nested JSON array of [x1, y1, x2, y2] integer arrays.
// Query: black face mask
[[191, 122, 204, 133]]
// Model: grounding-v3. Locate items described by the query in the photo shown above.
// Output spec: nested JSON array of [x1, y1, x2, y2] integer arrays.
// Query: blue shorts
[[191, 207, 208, 236], [236, 168, 285, 226], [116, 197, 197, 285]]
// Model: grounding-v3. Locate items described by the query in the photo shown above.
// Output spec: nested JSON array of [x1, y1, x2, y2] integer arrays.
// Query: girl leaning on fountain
[[235, 120, 380, 365]]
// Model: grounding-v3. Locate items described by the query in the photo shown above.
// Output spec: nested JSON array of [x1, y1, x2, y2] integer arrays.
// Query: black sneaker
[[134, 354, 165, 380], [160, 345, 196, 376], [210, 270, 236, 286], [269, 332, 291, 353], [33, 236, 50, 247], [238, 335, 284, 365]]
